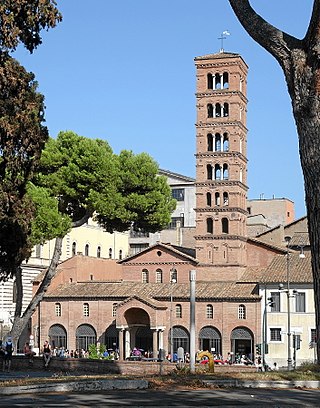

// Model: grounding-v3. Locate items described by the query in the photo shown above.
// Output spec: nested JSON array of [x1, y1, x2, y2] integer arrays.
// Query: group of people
[[0, 337, 14, 372]]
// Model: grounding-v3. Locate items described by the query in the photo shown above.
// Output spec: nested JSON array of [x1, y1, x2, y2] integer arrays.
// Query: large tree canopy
[[10, 131, 176, 341], [0, 55, 48, 279], [0, 0, 62, 53], [229, 0, 320, 364]]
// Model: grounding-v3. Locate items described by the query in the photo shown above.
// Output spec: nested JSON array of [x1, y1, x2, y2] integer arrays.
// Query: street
[[2, 387, 320, 407]]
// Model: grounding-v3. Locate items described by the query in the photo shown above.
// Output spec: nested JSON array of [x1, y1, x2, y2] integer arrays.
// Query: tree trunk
[[228, 0, 320, 364], [9, 236, 63, 347]]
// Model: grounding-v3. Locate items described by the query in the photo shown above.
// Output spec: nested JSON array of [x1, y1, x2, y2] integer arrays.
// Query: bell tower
[[194, 52, 248, 281]]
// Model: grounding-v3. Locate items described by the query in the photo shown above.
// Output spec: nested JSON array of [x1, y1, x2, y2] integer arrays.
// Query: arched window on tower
[[215, 192, 220, 206], [223, 103, 229, 117], [215, 73, 221, 89], [223, 192, 229, 206], [207, 104, 213, 118], [215, 103, 222, 117], [240, 167, 243, 183], [223, 133, 229, 151], [207, 73, 213, 89], [142, 269, 149, 283], [109, 248, 113, 259], [223, 72, 229, 89], [206, 192, 212, 207], [223, 164, 229, 180], [72, 242, 77, 256], [207, 164, 213, 180], [215, 133, 221, 151], [207, 133, 213, 151], [222, 217, 229, 234], [85, 244, 89, 256], [97, 246, 101, 258], [215, 164, 221, 180], [119, 249, 123, 260], [207, 218, 213, 234]]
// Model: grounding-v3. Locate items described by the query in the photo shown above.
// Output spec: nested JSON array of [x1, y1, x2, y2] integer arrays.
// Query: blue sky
[[14, 1, 313, 219]]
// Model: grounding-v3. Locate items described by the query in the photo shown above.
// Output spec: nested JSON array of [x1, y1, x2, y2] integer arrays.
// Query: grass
[[1, 363, 320, 390]]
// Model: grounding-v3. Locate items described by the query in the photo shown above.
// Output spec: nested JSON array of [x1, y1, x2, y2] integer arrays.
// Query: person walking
[[3, 337, 14, 372]]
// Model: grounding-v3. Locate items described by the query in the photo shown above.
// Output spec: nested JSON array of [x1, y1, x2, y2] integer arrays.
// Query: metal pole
[[170, 282, 173, 361], [189, 270, 196, 373], [286, 242, 292, 371]]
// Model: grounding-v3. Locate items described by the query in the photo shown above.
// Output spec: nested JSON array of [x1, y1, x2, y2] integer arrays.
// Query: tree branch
[[305, 0, 320, 52], [228, 0, 302, 67]]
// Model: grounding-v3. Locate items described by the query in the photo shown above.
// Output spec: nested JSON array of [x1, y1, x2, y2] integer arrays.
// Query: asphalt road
[[2, 388, 320, 407]]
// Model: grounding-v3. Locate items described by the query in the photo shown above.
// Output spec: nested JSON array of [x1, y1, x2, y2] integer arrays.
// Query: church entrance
[[230, 327, 254, 362]]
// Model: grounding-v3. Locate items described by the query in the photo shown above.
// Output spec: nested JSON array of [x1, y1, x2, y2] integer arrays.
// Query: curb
[[0, 379, 149, 395], [204, 379, 320, 389]]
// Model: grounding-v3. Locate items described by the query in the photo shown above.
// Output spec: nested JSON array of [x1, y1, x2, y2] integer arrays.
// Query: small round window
[[157, 251, 162, 256]]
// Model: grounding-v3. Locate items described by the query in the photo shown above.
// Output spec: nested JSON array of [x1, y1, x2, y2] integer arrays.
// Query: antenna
[[218, 30, 230, 53]]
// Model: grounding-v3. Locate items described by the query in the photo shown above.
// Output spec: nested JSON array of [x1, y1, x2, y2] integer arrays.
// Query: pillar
[[153, 329, 158, 359], [118, 329, 124, 361]]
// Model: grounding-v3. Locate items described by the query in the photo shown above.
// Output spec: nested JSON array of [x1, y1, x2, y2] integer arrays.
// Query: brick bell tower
[[194, 51, 249, 281]]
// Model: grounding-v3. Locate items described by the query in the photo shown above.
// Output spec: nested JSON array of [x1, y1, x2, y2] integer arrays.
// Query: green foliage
[[36, 131, 176, 234], [0, 55, 49, 278], [88, 343, 112, 360], [0, 0, 62, 53]]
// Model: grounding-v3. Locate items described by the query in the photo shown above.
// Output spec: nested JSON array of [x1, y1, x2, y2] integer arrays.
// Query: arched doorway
[[48, 324, 67, 349], [168, 325, 190, 354], [230, 327, 254, 360], [105, 324, 118, 351], [75, 324, 96, 351], [199, 326, 222, 355], [124, 308, 152, 353]]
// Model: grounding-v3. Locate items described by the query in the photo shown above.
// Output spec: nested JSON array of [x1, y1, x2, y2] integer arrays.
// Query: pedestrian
[[23, 342, 35, 365], [3, 337, 14, 372], [42, 340, 52, 368]]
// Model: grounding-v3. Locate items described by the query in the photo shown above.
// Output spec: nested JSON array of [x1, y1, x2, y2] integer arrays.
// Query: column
[[125, 329, 131, 359], [153, 329, 158, 359], [118, 329, 124, 361]]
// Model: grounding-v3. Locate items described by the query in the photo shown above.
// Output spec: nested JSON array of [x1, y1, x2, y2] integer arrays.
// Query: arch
[[215, 192, 220, 206], [109, 247, 113, 259], [156, 269, 163, 283], [223, 72, 229, 89], [207, 103, 213, 118], [104, 324, 118, 350], [215, 73, 221, 89], [76, 324, 97, 351], [222, 217, 229, 234], [230, 326, 254, 361], [206, 218, 213, 234], [55, 302, 61, 317], [48, 324, 67, 349], [97, 246, 101, 258], [72, 242, 77, 256], [119, 249, 123, 260], [83, 303, 90, 317], [207, 73, 213, 89], [238, 304, 246, 319], [206, 192, 212, 207], [124, 307, 150, 326], [223, 133, 229, 151], [175, 304, 182, 318], [207, 133, 213, 151], [223, 164, 228, 180], [85, 243, 89, 256], [199, 326, 221, 355], [207, 164, 213, 180], [206, 304, 213, 319], [214, 164, 221, 180], [142, 269, 149, 283], [215, 103, 221, 117], [215, 133, 221, 151], [223, 192, 229, 206], [168, 325, 190, 354], [223, 102, 229, 117]]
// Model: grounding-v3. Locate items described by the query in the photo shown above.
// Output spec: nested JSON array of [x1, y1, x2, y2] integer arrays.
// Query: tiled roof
[[195, 52, 241, 60], [45, 281, 259, 301], [239, 267, 266, 283], [260, 252, 312, 284]]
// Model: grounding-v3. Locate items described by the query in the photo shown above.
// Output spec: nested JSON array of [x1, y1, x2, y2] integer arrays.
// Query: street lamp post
[[285, 235, 293, 371], [170, 268, 176, 361]]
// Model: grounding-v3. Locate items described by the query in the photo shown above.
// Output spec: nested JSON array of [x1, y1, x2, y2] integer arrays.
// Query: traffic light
[[256, 343, 261, 355]]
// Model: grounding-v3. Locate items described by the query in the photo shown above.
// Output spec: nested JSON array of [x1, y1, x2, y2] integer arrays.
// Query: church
[[32, 51, 314, 366]]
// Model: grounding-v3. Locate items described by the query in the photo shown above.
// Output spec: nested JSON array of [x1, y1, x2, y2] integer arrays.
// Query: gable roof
[[118, 242, 197, 264]]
